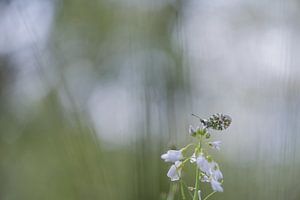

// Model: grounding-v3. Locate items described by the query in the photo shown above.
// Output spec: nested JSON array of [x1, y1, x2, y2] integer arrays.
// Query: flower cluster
[[161, 113, 232, 200]]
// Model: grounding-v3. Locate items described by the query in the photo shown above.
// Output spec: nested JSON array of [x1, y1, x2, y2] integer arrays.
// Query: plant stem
[[203, 191, 216, 200], [167, 183, 177, 200], [182, 143, 195, 152], [181, 180, 193, 198], [193, 136, 203, 200], [192, 166, 199, 200], [180, 181, 186, 200], [181, 157, 192, 166]]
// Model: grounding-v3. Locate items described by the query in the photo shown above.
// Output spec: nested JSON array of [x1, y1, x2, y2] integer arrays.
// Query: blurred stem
[[181, 180, 193, 198], [180, 181, 186, 200], [167, 183, 177, 200]]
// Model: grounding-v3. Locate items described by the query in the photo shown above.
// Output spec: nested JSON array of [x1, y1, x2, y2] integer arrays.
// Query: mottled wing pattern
[[207, 113, 232, 130]]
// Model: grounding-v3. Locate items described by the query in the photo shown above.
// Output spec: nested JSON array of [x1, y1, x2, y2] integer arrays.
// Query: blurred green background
[[1, 0, 300, 199]]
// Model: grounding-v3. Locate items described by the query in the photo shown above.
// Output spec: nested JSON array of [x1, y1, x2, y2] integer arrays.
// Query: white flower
[[161, 150, 183, 163], [196, 155, 211, 175], [189, 125, 196, 136], [198, 190, 202, 200], [212, 168, 223, 181], [210, 178, 223, 192], [208, 162, 223, 181], [199, 161, 224, 192], [208, 141, 222, 150], [167, 161, 182, 181]]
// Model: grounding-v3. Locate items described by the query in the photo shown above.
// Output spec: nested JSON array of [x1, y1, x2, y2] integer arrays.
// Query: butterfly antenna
[[191, 113, 206, 124], [191, 113, 201, 119]]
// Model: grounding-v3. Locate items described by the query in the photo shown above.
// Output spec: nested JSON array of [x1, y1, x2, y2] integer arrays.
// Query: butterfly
[[192, 113, 232, 130]]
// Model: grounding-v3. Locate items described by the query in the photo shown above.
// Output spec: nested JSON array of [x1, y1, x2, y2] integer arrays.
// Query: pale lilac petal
[[211, 179, 223, 192], [161, 150, 183, 163], [212, 169, 223, 181], [189, 125, 196, 136], [167, 161, 182, 181], [196, 155, 210, 175], [209, 141, 222, 151]]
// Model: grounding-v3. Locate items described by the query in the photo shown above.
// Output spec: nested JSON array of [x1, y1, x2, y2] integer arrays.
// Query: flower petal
[[209, 141, 222, 151], [212, 169, 223, 181], [211, 179, 223, 192], [161, 150, 183, 163], [196, 155, 211, 175], [167, 161, 182, 181], [189, 125, 196, 136]]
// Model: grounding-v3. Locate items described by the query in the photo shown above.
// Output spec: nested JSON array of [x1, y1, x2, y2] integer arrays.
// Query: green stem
[[180, 181, 186, 200], [203, 191, 216, 200], [166, 183, 177, 200], [181, 156, 192, 166], [181, 180, 193, 198], [182, 143, 195, 152], [193, 137, 203, 200], [192, 167, 199, 200]]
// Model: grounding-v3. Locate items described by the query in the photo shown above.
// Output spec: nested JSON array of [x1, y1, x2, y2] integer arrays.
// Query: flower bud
[[198, 190, 202, 200], [205, 132, 211, 139], [206, 155, 213, 162], [197, 127, 206, 136], [208, 141, 222, 150], [189, 125, 196, 136]]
